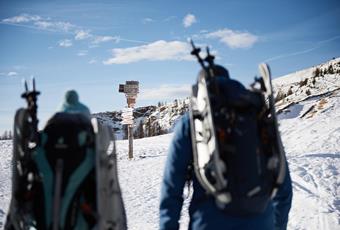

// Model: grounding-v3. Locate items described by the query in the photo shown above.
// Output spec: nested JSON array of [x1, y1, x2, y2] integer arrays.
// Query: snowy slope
[[279, 89, 340, 229], [0, 141, 11, 229], [273, 58, 340, 112]]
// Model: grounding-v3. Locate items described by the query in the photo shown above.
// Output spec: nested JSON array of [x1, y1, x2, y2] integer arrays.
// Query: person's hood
[[65, 90, 79, 105]]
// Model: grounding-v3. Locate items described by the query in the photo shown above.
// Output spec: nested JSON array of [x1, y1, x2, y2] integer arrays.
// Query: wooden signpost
[[119, 81, 139, 159]]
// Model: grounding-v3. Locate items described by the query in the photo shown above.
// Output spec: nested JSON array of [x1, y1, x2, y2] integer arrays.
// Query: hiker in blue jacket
[[159, 113, 293, 230]]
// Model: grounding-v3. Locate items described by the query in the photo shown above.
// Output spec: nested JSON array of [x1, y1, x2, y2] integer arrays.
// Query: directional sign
[[122, 117, 133, 122], [121, 117, 134, 125], [122, 108, 133, 112], [122, 115, 133, 119], [122, 117, 133, 121], [118, 81, 139, 159], [122, 111, 133, 116], [122, 113, 133, 119], [121, 108, 133, 125], [121, 121, 133, 125], [122, 111, 133, 115]]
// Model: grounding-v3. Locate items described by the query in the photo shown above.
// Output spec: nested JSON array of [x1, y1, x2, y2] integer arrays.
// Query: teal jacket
[[59, 90, 91, 119]]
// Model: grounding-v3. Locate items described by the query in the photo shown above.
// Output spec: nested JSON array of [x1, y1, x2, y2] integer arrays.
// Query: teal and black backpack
[[5, 82, 127, 230]]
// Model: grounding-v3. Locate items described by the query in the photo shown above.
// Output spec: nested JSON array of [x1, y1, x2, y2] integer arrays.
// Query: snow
[[116, 135, 170, 230], [0, 59, 339, 229], [0, 141, 12, 229], [279, 90, 340, 230], [1, 91, 339, 229], [273, 57, 340, 112], [273, 58, 340, 86]]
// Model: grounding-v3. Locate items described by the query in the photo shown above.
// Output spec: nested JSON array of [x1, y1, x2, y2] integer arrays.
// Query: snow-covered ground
[[0, 141, 11, 229], [279, 89, 340, 229], [0, 89, 339, 229], [0, 58, 339, 229]]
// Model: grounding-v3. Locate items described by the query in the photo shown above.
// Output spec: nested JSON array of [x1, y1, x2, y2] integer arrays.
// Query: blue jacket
[[160, 113, 292, 230]]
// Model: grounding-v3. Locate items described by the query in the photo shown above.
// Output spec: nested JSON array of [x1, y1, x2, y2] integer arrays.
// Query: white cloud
[[7, 72, 18, 76], [142, 18, 154, 24], [58, 39, 73, 47], [140, 84, 191, 100], [183, 14, 197, 28], [88, 59, 97, 64], [34, 20, 74, 32], [2, 14, 74, 32], [75, 30, 92, 40], [92, 35, 120, 44], [103, 40, 193, 64], [54, 21, 73, 32], [2, 13, 148, 49], [205, 29, 258, 49], [0, 72, 18, 77], [33, 21, 53, 29], [2, 14, 41, 23]]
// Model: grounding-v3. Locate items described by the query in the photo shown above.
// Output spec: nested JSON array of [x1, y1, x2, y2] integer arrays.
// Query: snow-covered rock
[[93, 99, 189, 140]]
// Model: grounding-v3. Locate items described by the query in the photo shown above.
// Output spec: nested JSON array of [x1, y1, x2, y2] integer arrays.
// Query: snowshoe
[[5, 81, 127, 230], [189, 41, 286, 215]]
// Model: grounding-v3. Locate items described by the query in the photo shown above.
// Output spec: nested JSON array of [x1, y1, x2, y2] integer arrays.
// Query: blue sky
[[0, 0, 339, 133]]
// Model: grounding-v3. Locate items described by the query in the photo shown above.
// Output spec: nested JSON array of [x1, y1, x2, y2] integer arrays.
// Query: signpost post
[[119, 81, 139, 159]]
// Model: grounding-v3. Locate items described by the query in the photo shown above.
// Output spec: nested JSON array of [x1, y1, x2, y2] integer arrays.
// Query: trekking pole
[[21, 77, 40, 143], [190, 39, 205, 68], [205, 47, 215, 78], [189, 39, 214, 79]]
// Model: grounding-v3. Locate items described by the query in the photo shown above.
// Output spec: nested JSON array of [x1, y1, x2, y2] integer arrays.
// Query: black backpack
[[189, 42, 286, 216]]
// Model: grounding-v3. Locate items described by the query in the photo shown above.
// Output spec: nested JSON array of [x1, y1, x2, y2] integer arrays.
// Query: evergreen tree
[[146, 118, 151, 137], [0, 130, 12, 140], [174, 99, 178, 107], [328, 65, 334, 74], [314, 67, 320, 77], [137, 122, 144, 138]]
